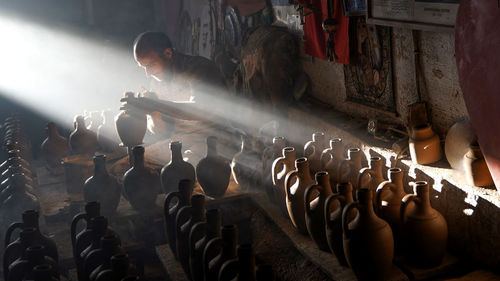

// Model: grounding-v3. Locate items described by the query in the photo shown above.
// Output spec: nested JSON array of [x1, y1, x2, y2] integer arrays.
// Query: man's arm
[[120, 95, 205, 121]]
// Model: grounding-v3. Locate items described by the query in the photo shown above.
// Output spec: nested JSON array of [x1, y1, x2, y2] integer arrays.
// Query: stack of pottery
[[272, 147, 296, 217], [7, 245, 60, 281], [409, 124, 442, 165], [261, 136, 286, 203], [161, 141, 196, 194], [40, 122, 69, 169], [197, 136, 231, 198], [304, 132, 328, 175], [320, 138, 344, 187], [69, 115, 97, 156]]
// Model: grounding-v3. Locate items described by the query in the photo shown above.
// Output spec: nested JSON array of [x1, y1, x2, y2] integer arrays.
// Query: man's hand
[[120, 95, 159, 114]]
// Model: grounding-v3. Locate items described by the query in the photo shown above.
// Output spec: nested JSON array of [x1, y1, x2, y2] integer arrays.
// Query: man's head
[[133, 31, 174, 82]]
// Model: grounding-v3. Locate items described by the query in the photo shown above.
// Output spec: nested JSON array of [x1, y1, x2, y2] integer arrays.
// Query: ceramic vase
[[41, 122, 69, 168], [196, 136, 230, 198], [261, 136, 286, 203], [115, 92, 147, 147], [409, 124, 442, 165], [272, 147, 296, 217], [160, 141, 196, 194], [320, 138, 344, 187], [70, 115, 97, 156], [304, 132, 327, 175], [463, 142, 494, 187], [338, 148, 364, 191]]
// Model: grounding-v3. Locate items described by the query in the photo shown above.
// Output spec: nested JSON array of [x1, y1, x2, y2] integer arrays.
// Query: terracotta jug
[[325, 182, 354, 266], [219, 244, 256, 281], [41, 122, 69, 168], [304, 132, 327, 175], [304, 171, 333, 251], [272, 147, 296, 217], [261, 136, 286, 204], [463, 141, 494, 187], [71, 202, 101, 258], [163, 179, 194, 258], [401, 181, 448, 268], [231, 135, 261, 191], [77, 216, 109, 281], [189, 208, 221, 281], [357, 157, 385, 206], [85, 235, 123, 281], [3, 228, 40, 280], [375, 168, 407, 251], [343, 188, 394, 281], [285, 157, 315, 234], [196, 136, 231, 198], [176, 194, 206, 275], [115, 92, 147, 147], [83, 155, 121, 217], [160, 141, 196, 194], [338, 148, 364, 191], [70, 115, 97, 156], [320, 138, 344, 186], [33, 264, 59, 281], [97, 110, 122, 153], [95, 254, 135, 281], [123, 146, 161, 213], [203, 225, 238, 281], [409, 124, 442, 165], [4, 210, 58, 262], [7, 245, 59, 281]]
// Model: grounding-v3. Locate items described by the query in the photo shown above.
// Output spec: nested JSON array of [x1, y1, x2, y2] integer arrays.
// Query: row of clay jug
[[2, 115, 33, 162], [3, 209, 59, 281]]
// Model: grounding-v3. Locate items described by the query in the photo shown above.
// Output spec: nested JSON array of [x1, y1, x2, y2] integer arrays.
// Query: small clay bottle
[[203, 225, 238, 281], [231, 135, 261, 191], [304, 171, 333, 251], [261, 137, 286, 204], [189, 209, 222, 281], [122, 146, 161, 213], [304, 132, 328, 175], [409, 124, 442, 165], [324, 182, 354, 266], [41, 122, 69, 168], [219, 244, 256, 281], [285, 157, 315, 234], [164, 179, 194, 258], [320, 138, 344, 187], [463, 141, 494, 187], [84, 155, 121, 217], [7, 245, 59, 281], [196, 136, 231, 198], [401, 181, 448, 268], [272, 147, 296, 217], [342, 188, 394, 281], [338, 148, 364, 191], [160, 141, 195, 194], [69, 115, 97, 156]]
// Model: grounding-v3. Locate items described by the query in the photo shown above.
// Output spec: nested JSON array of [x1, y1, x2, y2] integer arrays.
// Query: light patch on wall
[[463, 208, 474, 216]]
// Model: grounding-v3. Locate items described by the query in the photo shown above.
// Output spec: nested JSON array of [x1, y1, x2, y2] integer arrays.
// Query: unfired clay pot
[[160, 141, 196, 194], [304, 171, 332, 251], [261, 137, 286, 204], [338, 148, 364, 191], [69, 115, 97, 156], [409, 124, 442, 165], [463, 142, 494, 187], [196, 136, 231, 198], [115, 92, 147, 147], [320, 138, 344, 187], [272, 147, 296, 217], [304, 132, 327, 175]]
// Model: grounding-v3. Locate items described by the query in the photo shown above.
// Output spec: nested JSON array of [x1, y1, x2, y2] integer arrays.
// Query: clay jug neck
[[75, 117, 87, 131], [369, 157, 383, 174], [273, 137, 286, 149], [178, 179, 194, 205], [33, 265, 54, 281], [46, 123, 59, 139], [312, 132, 326, 146], [316, 172, 332, 194], [19, 228, 37, 247], [237, 244, 256, 278], [132, 147, 145, 168], [206, 137, 218, 158], [111, 254, 130, 274], [101, 235, 120, 257], [191, 195, 206, 221], [348, 149, 362, 164], [10, 173, 29, 193], [170, 142, 184, 163], [388, 168, 404, 187], [357, 189, 376, 215], [283, 147, 296, 161], [93, 155, 108, 176], [411, 124, 435, 139], [296, 158, 312, 182], [221, 225, 238, 259], [22, 210, 40, 229], [414, 182, 432, 211], [85, 202, 101, 218], [91, 216, 108, 237], [330, 138, 343, 156], [206, 209, 222, 238]]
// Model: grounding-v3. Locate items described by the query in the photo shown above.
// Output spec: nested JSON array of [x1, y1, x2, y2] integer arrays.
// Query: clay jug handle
[[4, 222, 23, 248], [304, 185, 321, 216], [324, 194, 343, 225], [400, 193, 417, 225], [304, 143, 315, 158], [342, 202, 359, 239], [70, 213, 86, 248], [320, 149, 333, 168], [375, 181, 394, 214], [357, 168, 373, 190], [163, 191, 181, 216], [189, 222, 206, 256], [338, 160, 351, 183], [271, 158, 286, 185], [219, 258, 239, 281], [176, 206, 192, 236], [285, 170, 299, 201], [203, 237, 222, 278]]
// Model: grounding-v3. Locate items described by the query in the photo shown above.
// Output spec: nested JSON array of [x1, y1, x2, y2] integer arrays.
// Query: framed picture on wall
[[342, 0, 367, 16], [366, 0, 460, 32]]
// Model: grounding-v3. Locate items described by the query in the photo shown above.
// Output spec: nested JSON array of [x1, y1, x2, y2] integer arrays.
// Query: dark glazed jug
[[164, 179, 194, 258], [325, 182, 354, 266], [219, 244, 256, 281], [123, 146, 160, 213], [7, 245, 59, 281], [160, 141, 195, 194], [261, 136, 286, 203], [321, 138, 344, 187], [285, 157, 315, 234], [197, 136, 230, 198], [343, 188, 394, 281], [203, 225, 238, 281], [304, 171, 333, 251], [69, 115, 97, 156], [189, 209, 221, 281], [401, 181, 448, 268], [84, 155, 121, 217], [176, 194, 206, 275], [41, 122, 69, 168]]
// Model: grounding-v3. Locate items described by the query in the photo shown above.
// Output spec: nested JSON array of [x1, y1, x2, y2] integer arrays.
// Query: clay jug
[[97, 110, 122, 153], [325, 182, 354, 266], [3, 228, 39, 280], [115, 92, 147, 147], [78, 216, 109, 281], [338, 148, 364, 191], [95, 254, 135, 281], [84, 155, 121, 217], [7, 245, 59, 281], [320, 138, 344, 187], [285, 157, 315, 234], [123, 146, 161, 213], [304, 171, 333, 251], [463, 141, 494, 187], [176, 195, 206, 275], [261, 136, 286, 204], [342, 188, 394, 281], [196, 136, 231, 198], [203, 225, 238, 281], [4, 210, 58, 262], [33, 265, 59, 281], [409, 124, 442, 165], [71, 202, 101, 258], [304, 132, 327, 175], [231, 135, 261, 191], [70, 115, 97, 156], [375, 168, 407, 251], [85, 235, 123, 281], [164, 179, 194, 257], [401, 181, 448, 268], [357, 157, 385, 206], [272, 147, 296, 217], [189, 209, 221, 281], [219, 244, 256, 281], [160, 141, 195, 194], [41, 122, 69, 168]]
